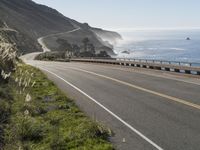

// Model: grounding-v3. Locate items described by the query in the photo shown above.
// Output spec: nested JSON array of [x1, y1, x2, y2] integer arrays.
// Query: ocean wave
[[169, 48, 185, 51]]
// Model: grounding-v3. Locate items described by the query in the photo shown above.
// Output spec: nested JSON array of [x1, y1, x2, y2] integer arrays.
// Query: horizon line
[[106, 27, 200, 32]]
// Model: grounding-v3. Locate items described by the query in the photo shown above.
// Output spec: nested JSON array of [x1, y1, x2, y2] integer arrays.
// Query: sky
[[33, 0, 200, 30]]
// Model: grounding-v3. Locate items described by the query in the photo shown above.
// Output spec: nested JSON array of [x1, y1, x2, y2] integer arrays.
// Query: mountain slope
[[0, 19, 41, 54], [0, 0, 121, 55]]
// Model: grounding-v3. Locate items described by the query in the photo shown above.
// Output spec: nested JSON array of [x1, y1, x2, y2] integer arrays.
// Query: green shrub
[[0, 86, 12, 100], [0, 100, 10, 123], [16, 116, 45, 142]]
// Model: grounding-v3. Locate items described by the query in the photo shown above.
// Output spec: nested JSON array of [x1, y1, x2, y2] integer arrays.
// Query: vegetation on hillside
[[35, 37, 111, 61]]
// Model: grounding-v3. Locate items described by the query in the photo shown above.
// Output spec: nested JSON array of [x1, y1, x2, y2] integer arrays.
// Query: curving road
[[37, 28, 81, 52], [0, 28, 18, 32], [20, 28, 81, 62], [24, 60, 200, 150], [20, 27, 81, 61]]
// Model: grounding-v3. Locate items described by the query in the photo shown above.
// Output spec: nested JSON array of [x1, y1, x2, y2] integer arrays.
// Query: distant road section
[[20, 52, 42, 61], [37, 28, 81, 52], [21, 28, 81, 60], [0, 28, 18, 32], [37, 37, 51, 52]]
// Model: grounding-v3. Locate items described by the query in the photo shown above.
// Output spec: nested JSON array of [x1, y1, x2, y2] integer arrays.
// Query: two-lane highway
[[26, 60, 200, 150]]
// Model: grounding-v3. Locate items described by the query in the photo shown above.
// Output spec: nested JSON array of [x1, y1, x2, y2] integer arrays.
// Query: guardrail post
[[142, 65, 147, 68], [185, 70, 191, 74], [131, 63, 135, 67], [136, 64, 140, 67], [155, 66, 162, 70], [174, 68, 180, 73], [165, 68, 170, 71], [149, 66, 154, 69]]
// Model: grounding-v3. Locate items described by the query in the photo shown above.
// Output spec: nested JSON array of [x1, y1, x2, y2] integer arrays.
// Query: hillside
[[0, 20, 41, 54], [0, 0, 122, 55]]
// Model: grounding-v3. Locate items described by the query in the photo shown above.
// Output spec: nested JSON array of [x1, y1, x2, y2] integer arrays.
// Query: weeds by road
[[1, 63, 113, 150]]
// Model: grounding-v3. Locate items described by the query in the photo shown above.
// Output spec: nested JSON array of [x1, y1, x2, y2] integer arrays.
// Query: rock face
[[0, 0, 122, 55], [186, 37, 191, 40], [0, 19, 40, 54], [92, 28, 122, 46], [121, 50, 130, 54]]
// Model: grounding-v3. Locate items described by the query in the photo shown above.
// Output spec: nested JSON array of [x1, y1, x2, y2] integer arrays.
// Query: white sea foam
[[169, 48, 185, 51], [113, 29, 200, 62]]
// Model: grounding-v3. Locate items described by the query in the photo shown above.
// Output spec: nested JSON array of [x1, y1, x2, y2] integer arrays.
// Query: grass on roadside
[[3, 64, 113, 150]]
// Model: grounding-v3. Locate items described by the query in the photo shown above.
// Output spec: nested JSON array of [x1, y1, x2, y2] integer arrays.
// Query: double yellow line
[[70, 67, 200, 110]]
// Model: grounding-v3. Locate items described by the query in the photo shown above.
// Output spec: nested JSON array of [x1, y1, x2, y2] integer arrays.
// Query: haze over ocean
[[115, 29, 200, 63]]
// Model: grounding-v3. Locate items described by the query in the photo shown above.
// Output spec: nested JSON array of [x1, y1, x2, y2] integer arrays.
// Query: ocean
[[114, 29, 200, 63]]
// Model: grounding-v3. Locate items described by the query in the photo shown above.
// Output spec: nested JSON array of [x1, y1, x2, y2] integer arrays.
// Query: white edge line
[[38, 66, 164, 150]]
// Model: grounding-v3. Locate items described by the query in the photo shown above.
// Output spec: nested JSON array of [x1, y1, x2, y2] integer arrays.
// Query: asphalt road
[[37, 28, 80, 52], [26, 60, 200, 150]]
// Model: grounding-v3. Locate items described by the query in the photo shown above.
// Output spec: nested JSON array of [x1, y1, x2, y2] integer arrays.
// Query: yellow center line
[[74, 62, 200, 86], [69, 67, 200, 110]]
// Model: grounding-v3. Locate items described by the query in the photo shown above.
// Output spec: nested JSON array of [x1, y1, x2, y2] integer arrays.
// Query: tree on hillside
[[56, 38, 72, 52], [82, 37, 89, 51], [88, 43, 95, 55], [72, 44, 80, 56], [97, 51, 110, 58]]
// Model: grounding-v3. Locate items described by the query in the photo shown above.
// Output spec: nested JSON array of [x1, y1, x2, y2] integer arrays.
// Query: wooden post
[[165, 68, 170, 71], [142, 65, 147, 68], [155, 66, 162, 70], [185, 70, 191, 74], [174, 68, 180, 72], [136, 64, 140, 67], [149, 66, 154, 69], [131, 63, 135, 67]]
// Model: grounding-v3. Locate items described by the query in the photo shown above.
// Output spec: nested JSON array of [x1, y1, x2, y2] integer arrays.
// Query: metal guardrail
[[70, 57, 200, 75], [72, 57, 200, 68], [116, 58, 200, 67]]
